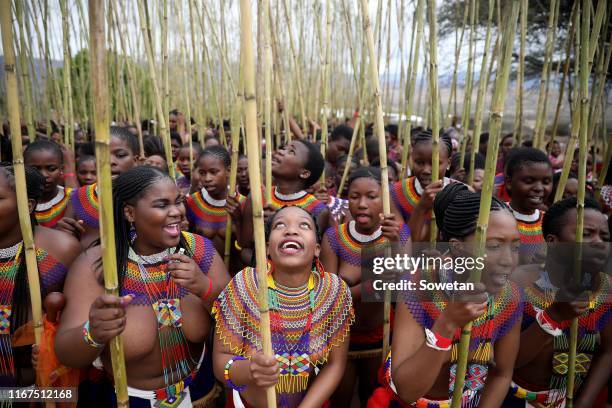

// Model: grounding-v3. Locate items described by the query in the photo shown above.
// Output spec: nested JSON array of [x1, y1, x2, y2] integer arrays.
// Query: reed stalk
[[88, 1, 129, 405], [137, 0, 174, 178], [238, 0, 276, 405], [450, 3, 519, 406], [427, 0, 440, 247], [113, 3, 144, 157], [467, 0, 495, 186], [358, 0, 392, 360], [549, 4, 578, 153], [458, 0, 477, 170], [566, 2, 590, 404], [60, 0, 74, 149], [319, 0, 332, 180], [446, 0, 469, 129], [533, 0, 559, 149], [14, 1, 36, 141], [1, 0, 44, 362], [400, 0, 425, 173]]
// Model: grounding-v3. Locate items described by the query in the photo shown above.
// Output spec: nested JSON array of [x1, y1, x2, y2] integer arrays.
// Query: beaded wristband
[[224, 356, 247, 391], [201, 277, 214, 301], [82, 320, 105, 348]]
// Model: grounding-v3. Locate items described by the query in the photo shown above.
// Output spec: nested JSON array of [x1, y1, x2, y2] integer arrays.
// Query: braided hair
[[111, 126, 139, 155], [347, 166, 382, 189], [433, 182, 509, 241], [197, 145, 231, 168], [24, 138, 64, 165], [100, 166, 191, 287], [542, 196, 602, 238], [412, 129, 453, 158]]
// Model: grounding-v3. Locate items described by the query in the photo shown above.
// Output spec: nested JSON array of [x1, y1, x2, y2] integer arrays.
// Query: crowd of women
[[0, 111, 610, 408]]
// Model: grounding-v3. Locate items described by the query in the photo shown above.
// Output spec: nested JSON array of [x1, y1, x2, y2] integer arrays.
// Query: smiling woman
[[213, 206, 354, 408], [55, 165, 230, 407]]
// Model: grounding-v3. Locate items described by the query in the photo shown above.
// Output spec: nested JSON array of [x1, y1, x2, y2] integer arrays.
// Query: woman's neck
[[41, 185, 59, 203], [207, 186, 227, 201], [509, 199, 535, 215], [274, 179, 305, 195], [354, 222, 381, 236], [132, 237, 167, 256], [0, 229, 23, 249], [272, 265, 312, 288]]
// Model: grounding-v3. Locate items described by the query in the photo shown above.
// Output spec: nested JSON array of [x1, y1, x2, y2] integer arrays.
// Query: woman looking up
[[55, 166, 230, 407], [213, 206, 354, 408]]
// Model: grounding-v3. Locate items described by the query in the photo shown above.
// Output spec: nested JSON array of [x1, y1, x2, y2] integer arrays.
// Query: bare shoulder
[[34, 225, 83, 267]]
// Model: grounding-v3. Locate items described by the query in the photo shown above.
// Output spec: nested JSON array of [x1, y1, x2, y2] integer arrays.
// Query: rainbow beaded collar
[[213, 266, 354, 376], [35, 186, 72, 228], [326, 221, 410, 266], [186, 189, 245, 231], [71, 183, 99, 229], [269, 186, 327, 217]]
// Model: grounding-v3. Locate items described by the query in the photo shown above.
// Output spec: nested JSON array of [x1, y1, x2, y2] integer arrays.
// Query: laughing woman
[[320, 167, 411, 407], [213, 206, 354, 408], [55, 166, 230, 407]]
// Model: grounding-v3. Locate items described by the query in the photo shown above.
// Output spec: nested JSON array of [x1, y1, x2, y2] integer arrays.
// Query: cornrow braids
[[504, 147, 551, 179], [264, 205, 321, 244], [347, 166, 382, 189], [412, 129, 453, 158], [295, 139, 325, 188], [96, 166, 191, 287], [542, 196, 602, 238], [143, 135, 166, 158], [198, 145, 231, 168], [24, 138, 64, 165], [111, 126, 139, 155], [433, 183, 509, 241]]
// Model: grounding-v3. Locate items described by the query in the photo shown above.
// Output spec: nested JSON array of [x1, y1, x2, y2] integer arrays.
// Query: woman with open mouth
[[213, 205, 354, 408], [320, 166, 411, 407], [371, 182, 523, 408], [55, 166, 230, 407]]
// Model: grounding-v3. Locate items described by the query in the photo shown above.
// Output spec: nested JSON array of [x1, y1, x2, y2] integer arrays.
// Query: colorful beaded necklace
[[213, 266, 354, 404], [391, 177, 422, 222], [269, 187, 327, 218], [186, 188, 228, 231], [327, 221, 411, 266], [404, 267, 522, 407], [509, 206, 544, 245], [268, 272, 315, 399], [0, 242, 23, 380], [522, 271, 611, 406], [71, 183, 99, 229], [35, 186, 71, 227], [127, 246, 198, 404]]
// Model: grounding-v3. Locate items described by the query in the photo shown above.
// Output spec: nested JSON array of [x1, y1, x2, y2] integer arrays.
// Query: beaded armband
[[224, 356, 247, 391], [82, 320, 105, 348]]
